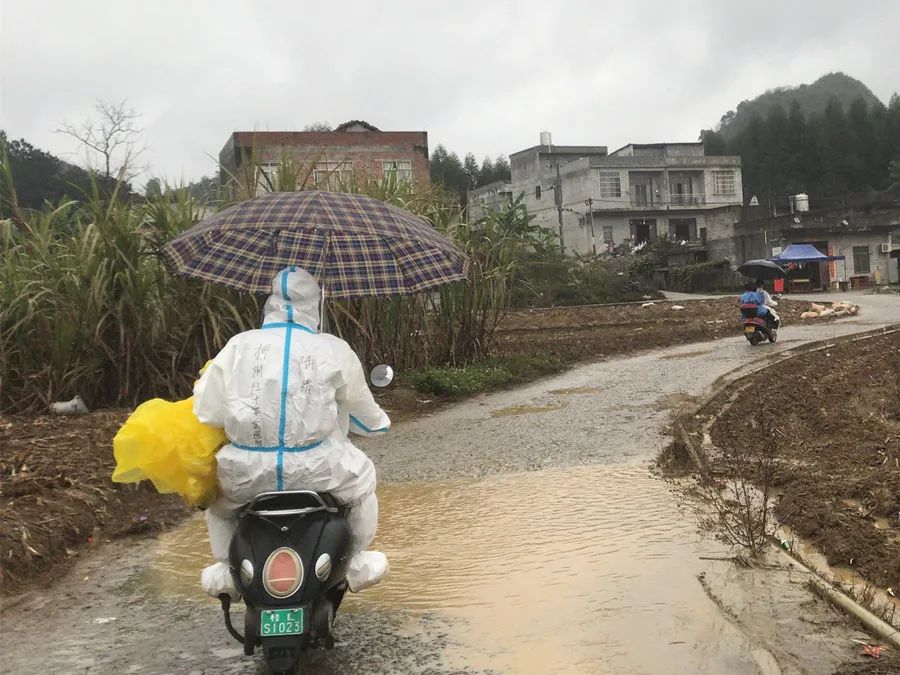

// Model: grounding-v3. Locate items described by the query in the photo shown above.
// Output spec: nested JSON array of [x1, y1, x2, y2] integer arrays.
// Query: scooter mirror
[[370, 364, 394, 388]]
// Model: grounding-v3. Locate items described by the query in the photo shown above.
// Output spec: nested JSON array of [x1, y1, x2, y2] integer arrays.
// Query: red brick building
[[219, 121, 429, 195]]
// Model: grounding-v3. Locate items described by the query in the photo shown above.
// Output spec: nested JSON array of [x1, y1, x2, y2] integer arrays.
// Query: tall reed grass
[[0, 148, 545, 413]]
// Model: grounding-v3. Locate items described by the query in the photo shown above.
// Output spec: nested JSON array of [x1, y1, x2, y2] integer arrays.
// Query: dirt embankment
[[0, 296, 839, 595], [494, 297, 823, 362], [0, 412, 190, 595], [709, 331, 900, 592]]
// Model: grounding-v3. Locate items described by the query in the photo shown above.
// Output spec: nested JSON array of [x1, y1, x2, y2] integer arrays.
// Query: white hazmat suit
[[194, 267, 390, 597]]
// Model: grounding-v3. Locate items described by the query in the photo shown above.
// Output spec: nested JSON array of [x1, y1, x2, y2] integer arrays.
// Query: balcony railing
[[669, 193, 706, 206], [628, 193, 706, 207]]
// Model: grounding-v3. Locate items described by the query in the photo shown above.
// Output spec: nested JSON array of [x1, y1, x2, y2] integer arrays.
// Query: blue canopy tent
[[769, 243, 844, 263], [768, 244, 845, 292]]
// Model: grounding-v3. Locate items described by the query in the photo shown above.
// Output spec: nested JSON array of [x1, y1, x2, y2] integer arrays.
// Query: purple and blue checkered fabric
[[162, 191, 469, 297]]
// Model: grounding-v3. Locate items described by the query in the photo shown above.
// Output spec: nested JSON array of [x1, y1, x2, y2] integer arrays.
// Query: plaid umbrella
[[162, 191, 469, 298]]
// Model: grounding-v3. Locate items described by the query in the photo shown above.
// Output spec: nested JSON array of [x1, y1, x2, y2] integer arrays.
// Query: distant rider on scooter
[[739, 282, 779, 330]]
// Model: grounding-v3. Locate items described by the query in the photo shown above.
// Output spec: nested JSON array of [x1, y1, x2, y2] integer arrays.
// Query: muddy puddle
[[490, 403, 564, 417], [659, 348, 714, 361], [144, 466, 786, 673], [548, 386, 602, 395]]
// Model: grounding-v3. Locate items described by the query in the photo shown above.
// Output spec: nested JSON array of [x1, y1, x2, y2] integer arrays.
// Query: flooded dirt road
[[2, 293, 899, 674]]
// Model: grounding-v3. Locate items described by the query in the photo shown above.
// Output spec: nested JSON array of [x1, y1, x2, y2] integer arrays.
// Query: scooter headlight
[[262, 547, 303, 598]]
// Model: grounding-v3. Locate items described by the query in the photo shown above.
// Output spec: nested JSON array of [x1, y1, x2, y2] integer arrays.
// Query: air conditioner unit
[[881, 243, 891, 253]]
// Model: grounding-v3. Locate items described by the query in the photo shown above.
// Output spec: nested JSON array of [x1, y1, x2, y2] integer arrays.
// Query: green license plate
[[260, 608, 304, 637]]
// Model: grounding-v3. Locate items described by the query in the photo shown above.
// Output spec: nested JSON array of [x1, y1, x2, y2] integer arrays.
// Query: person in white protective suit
[[193, 267, 390, 598]]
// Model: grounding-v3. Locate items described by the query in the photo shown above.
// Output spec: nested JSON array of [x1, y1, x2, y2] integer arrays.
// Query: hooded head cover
[[262, 267, 322, 330]]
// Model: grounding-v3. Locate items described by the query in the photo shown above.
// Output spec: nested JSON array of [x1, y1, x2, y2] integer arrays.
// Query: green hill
[[714, 72, 882, 140]]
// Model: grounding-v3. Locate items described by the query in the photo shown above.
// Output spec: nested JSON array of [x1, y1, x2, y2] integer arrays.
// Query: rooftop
[[586, 154, 741, 169], [509, 144, 608, 159], [609, 142, 705, 157], [227, 129, 428, 148]]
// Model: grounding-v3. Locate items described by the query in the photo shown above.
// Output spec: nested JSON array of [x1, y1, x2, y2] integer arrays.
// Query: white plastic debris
[[670, 305, 685, 311], [93, 617, 117, 624], [49, 395, 89, 416], [641, 302, 656, 308]]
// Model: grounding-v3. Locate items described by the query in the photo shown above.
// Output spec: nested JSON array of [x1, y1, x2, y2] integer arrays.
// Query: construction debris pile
[[799, 301, 859, 320]]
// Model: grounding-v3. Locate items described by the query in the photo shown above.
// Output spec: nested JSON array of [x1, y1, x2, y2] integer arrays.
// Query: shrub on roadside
[[510, 255, 661, 308], [408, 354, 560, 396], [669, 259, 742, 293]]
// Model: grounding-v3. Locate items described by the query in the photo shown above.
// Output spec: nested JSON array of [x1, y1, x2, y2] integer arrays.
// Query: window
[[314, 161, 352, 190], [535, 185, 542, 200], [853, 246, 871, 274], [381, 160, 412, 183], [598, 172, 622, 198], [602, 226, 614, 243], [255, 162, 281, 196], [713, 170, 736, 195]]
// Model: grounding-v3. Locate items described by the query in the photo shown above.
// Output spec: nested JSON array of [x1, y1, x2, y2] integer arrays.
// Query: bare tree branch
[[57, 100, 148, 183]]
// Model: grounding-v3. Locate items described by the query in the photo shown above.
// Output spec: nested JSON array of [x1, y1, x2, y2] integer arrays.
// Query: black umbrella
[[737, 259, 786, 280]]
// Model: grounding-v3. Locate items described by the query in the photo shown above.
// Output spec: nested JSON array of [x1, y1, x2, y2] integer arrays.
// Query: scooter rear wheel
[[268, 665, 298, 675]]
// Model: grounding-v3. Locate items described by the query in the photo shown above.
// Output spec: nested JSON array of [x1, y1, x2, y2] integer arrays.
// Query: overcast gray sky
[[1, 0, 898, 186]]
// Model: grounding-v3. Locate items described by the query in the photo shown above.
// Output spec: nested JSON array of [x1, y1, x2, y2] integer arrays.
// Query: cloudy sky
[[1, 1, 898, 186]]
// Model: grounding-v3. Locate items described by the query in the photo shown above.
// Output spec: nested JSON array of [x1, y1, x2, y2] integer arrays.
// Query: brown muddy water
[[780, 525, 900, 625], [146, 467, 782, 673]]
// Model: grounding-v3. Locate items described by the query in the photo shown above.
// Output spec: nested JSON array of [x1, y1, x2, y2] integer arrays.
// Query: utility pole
[[555, 161, 565, 254], [585, 197, 596, 255]]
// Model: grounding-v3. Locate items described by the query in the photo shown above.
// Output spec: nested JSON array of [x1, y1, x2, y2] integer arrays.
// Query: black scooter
[[217, 490, 353, 674]]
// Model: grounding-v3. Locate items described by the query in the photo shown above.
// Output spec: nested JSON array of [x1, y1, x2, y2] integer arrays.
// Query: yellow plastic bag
[[112, 396, 226, 508]]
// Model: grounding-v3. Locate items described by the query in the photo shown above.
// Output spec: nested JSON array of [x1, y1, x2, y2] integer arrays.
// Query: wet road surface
[[2, 293, 899, 674]]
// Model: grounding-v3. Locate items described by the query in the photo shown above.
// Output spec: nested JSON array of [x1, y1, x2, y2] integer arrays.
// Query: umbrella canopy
[[737, 259, 787, 280], [162, 191, 469, 298]]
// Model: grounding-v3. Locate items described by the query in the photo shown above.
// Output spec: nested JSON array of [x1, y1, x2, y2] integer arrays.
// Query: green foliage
[[327, 191, 549, 368], [0, 131, 122, 210], [668, 260, 740, 293], [511, 255, 659, 307], [148, 175, 220, 205], [429, 145, 512, 205], [408, 354, 560, 396], [463, 153, 480, 189], [0, 175, 259, 412], [0, 143, 553, 413], [627, 239, 672, 280], [713, 72, 881, 140], [888, 157, 900, 195], [564, 259, 660, 304], [702, 85, 900, 210]]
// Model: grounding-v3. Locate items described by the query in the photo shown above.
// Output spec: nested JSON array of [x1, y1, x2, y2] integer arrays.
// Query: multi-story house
[[472, 134, 743, 256], [219, 121, 429, 197]]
